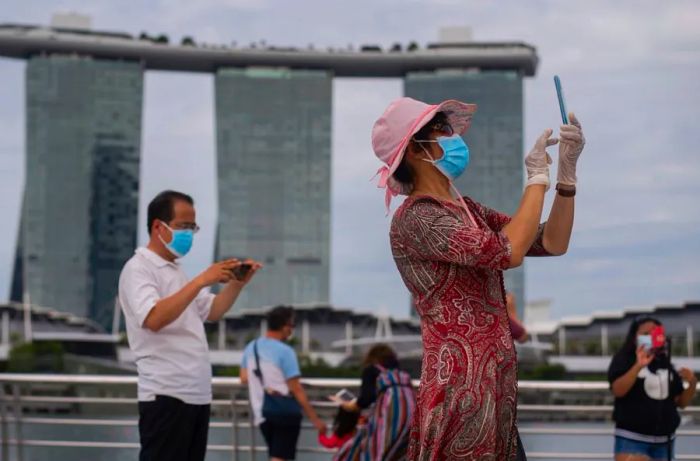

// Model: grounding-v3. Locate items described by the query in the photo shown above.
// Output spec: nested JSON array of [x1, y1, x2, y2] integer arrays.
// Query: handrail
[[1, 373, 697, 390], [1, 374, 699, 461]]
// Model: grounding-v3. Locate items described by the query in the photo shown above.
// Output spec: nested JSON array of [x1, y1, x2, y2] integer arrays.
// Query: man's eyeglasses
[[170, 222, 201, 234]]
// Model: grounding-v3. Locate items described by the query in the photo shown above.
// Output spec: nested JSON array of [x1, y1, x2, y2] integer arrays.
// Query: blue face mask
[[159, 222, 194, 258], [417, 134, 470, 180]]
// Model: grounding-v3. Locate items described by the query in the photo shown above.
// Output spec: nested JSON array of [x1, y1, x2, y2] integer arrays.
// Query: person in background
[[608, 316, 697, 461], [507, 292, 528, 344], [118, 190, 261, 461], [318, 407, 359, 450], [240, 306, 326, 461], [332, 344, 415, 461]]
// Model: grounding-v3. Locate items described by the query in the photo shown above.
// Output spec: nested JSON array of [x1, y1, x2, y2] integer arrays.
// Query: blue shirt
[[241, 337, 300, 425]]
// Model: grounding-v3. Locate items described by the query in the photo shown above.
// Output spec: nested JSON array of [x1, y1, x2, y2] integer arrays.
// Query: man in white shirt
[[119, 190, 261, 461]]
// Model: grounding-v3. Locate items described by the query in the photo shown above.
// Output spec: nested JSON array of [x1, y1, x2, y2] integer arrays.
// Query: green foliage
[[8, 341, 65, 373], [298, 356, 361, 378], [216, 365, 241, 377], [519, 363, 567, 380]]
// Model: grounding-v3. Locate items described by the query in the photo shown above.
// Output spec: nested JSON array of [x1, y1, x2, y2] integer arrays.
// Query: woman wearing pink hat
[[372, 97, 585, 460]]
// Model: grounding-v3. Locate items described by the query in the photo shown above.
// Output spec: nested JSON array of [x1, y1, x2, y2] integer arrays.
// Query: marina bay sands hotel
[[0, 19, 538, 328]]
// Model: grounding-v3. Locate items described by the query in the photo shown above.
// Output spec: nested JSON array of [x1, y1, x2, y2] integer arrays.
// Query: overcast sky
[[1, 0, 699, 321]]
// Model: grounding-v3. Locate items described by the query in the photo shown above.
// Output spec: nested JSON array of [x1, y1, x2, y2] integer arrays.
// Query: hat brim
[[385, 99, 477, 192]]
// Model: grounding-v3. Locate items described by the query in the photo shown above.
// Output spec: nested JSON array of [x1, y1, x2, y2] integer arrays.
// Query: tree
[[8, 341, 64, 373]]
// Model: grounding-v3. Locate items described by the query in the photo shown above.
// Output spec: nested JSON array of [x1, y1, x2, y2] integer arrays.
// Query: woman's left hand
[[341, 400, 360, 412], [556, 113, 585, 186]]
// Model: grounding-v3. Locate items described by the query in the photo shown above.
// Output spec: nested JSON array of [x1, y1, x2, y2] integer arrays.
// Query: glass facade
[[214, 68, 331, 311], [405, 70, 526, 316], [13, 56, 142, 328]]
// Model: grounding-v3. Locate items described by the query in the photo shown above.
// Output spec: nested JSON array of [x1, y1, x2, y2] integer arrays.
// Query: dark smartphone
[[231, 263, 252, 281]]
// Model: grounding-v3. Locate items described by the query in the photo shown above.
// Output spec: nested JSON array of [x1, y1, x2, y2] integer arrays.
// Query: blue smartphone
[[554, 75, 569, 125]]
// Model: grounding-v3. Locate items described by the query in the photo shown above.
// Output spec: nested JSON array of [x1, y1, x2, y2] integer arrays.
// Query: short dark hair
[[267, 306, 295, 331], [147, 190, 194, 235], [393, 112, 450, 188]]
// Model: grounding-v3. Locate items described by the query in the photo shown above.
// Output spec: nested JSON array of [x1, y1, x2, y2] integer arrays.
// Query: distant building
[[405, 70, 526, 316], [528, 301, 700, 357], [214, 68, 332, 310], [11, 56, 143, 328], [0, 22, 538, 320]]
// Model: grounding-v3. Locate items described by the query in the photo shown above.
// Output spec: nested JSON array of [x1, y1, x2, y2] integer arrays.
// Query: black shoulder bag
[[253, 340, 302, 425]]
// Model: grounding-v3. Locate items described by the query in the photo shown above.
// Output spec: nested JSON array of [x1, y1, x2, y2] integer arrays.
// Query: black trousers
[[138, 395, 210, 461]]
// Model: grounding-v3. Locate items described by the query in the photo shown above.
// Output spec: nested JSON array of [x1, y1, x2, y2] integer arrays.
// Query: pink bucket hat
[[371, 97, 477, 210]]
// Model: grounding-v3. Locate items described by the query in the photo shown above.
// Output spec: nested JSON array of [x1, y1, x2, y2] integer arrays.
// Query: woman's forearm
[[503, 185, 546, 267], [542, 191, 575, 255]]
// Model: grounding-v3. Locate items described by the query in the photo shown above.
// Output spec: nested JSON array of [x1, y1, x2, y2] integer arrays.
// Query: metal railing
[[1, 374, 698, 460]]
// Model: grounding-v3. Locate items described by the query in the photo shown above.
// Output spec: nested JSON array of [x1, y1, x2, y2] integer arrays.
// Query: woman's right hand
[[635, 345, 654, 368]]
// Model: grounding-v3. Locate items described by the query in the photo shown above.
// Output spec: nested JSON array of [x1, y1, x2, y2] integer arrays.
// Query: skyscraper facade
[[405, 70, 526, 315], [214, 68, 332, 311], [12, 55, 143, 328]]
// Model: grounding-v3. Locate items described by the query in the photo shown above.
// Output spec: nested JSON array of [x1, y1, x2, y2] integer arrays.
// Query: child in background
[[318, 406, 359, 449]]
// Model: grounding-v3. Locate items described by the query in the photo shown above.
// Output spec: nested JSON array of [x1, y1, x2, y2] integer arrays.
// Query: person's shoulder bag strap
[[253, 339, 265, 386]]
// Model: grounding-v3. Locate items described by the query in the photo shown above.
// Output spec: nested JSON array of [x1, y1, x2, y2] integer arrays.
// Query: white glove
[[557, 113, 585, 186], [525, 129, 557, 190]]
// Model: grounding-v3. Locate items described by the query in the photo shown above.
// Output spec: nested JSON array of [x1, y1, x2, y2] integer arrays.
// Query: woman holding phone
[[331, 344, 415, 461], [608, 317, 697, 461], [371, 97, 585, 459]]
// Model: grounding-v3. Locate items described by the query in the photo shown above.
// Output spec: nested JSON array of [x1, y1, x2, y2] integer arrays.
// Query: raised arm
[[544, 112, 586, 255]]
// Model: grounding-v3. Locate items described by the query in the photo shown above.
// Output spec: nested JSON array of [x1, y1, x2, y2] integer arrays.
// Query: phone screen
[[335, 389, 355, 402], [554, 75, 569, 125]]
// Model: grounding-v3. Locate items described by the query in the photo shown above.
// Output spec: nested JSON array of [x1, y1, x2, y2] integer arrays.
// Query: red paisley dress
[[390, 195, 551, 460]]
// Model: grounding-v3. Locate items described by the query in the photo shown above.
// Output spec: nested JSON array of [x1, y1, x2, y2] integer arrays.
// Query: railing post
[[1, 384, 8, 461], [12, 384, 23, 461], [558, 327, 566, 356], [230, 388, 238, 461], [249, 405, 256, 461]]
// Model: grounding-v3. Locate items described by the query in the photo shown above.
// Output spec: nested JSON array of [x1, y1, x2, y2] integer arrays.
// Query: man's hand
[[557, 112, 585, 186], [196, 259, 239, 287], [229, 259, 263, 286], [312, 416, 327, 433]]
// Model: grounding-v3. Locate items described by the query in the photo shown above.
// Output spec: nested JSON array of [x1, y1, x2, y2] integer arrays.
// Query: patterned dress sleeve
[[470, 198, 554, 257], [396, 198, 512, 270]]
